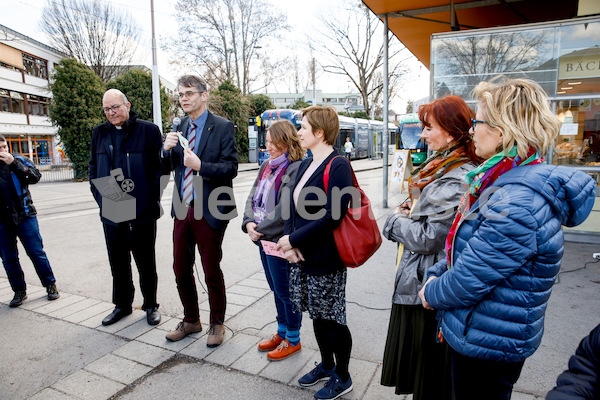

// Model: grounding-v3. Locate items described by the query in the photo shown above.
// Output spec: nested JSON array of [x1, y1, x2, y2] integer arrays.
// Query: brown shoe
[[267, 340, 301, 361], [206, 324, 224, 348], [258, 334, 283, 352], [165, 320, 202, 342]]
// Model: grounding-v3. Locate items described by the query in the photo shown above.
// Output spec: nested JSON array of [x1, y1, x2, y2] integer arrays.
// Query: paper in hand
[[178, 133, 189, 150], [261, 240, 287, 259]]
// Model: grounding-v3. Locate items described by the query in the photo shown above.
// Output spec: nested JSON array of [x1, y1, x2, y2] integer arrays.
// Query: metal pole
[[382, 14, 389, 208], [150, 0, 162, 132]]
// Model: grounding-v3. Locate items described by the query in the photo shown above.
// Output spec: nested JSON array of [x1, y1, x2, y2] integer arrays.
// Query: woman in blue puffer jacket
[[419, 78, 597, 400]]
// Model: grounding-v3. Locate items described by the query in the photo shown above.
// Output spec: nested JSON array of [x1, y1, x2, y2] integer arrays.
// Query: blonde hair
[[472, 78, 560, 158], [267, 119, 304, 162], [301, 105, 339, 146]]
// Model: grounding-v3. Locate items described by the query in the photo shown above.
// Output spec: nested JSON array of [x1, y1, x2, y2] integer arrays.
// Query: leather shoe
[[102, 308, 132, 326], [146, 307, 161, 325], [206, 324, 225, 348]]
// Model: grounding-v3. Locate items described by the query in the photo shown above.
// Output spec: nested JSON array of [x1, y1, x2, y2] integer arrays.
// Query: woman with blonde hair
[[242, 119, 304, 360], [419, 78, 597, 399]]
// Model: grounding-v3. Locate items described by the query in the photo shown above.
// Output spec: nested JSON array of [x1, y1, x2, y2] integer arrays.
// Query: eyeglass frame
[[102, 103, 125, 114], [471, 118, 490, 132], [177, 91, 204, 99]]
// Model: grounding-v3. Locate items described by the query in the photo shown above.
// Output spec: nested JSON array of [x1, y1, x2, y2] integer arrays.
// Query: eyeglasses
[[178, 91, 203, 99], [102, 103, 124, 114], [471, 118, 489, 131]]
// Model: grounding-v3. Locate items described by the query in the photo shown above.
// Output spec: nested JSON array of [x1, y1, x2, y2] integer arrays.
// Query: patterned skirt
[[289, 263, 347, 325]]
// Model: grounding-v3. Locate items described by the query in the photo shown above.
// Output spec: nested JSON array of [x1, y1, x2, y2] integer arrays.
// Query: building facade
[[266, 90, 365, 114], [0, 24, 66, 164]]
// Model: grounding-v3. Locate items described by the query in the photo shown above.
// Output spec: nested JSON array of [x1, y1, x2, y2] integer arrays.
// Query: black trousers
[[450, 348, 525, 400], [102, 220, 158, 310]]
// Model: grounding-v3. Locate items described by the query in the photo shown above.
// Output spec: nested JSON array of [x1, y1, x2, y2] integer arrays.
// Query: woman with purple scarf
[[242, 119, 305, 361]]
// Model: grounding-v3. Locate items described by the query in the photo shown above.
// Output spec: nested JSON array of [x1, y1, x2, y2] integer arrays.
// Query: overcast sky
[[2, 0, 429, 112]]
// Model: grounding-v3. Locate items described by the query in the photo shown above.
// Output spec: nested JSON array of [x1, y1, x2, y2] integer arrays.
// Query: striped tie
[[182, 122, 197, 205]]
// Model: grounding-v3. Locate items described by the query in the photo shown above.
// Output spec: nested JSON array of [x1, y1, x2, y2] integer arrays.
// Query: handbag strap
[[323, 155, 359, 195]]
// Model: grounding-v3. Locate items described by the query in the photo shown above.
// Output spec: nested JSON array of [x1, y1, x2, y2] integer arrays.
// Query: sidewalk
[[1, 159, 599, 399]]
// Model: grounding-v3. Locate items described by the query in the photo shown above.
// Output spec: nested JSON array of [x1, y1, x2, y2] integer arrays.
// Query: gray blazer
[[382, 163, 474, 305], [242, 160, 301, 244]]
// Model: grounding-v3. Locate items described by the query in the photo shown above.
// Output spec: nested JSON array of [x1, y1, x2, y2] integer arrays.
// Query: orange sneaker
[[267, 339, 301, 361], [258, 334, 283, 352]]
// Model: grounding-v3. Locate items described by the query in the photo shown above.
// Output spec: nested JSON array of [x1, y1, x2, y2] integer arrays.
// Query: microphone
[[172, 117, 181, 132]]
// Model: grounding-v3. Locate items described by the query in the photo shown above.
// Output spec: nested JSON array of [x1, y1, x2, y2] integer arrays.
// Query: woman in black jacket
[[277, 105, 354, 400]]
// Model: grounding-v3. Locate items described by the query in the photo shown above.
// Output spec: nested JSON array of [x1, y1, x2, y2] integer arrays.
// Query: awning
[[361, 0, 580, 69]]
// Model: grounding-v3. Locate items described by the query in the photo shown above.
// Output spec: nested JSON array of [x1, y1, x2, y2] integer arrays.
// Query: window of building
[[0, 89, 10, 112], [22, 53, 48, 80], [10, 91, 24, 114], [27, 94, 50, 116], [4, 135, 53, 164]]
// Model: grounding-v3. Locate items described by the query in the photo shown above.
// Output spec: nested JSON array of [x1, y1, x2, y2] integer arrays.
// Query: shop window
[[554, 98, 600, 167]]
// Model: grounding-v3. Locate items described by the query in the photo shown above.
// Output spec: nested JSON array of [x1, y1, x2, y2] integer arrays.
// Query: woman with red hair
[[380, 96, 481, 399]]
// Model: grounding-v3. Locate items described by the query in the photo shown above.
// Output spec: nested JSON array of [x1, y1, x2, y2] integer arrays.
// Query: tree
[[315, 2, 409, 118], [49, 59, 105, 179], [406, 100, 413, 114], [247, 94, 275, 117], [290, 99, 310, 110], [40, 0, 142, 82], [210, 80, 250, 162], [107, 69, 171, 132], [166, 0, 289, 95]]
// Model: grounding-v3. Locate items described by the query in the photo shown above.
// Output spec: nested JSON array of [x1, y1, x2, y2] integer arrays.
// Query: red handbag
[[323, 156, 382, 268]]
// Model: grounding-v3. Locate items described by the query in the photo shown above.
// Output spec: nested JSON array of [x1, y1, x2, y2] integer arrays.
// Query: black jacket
[[547, 323, 600, 399], [89, 112, 165, 226], [160, 111, 238, 230], [284, 152, 353, 276], [0, 155, 41, 226]]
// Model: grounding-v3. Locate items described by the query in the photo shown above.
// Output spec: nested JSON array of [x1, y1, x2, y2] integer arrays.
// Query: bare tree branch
[[313, 2, 410, 117], [39, 0, 142, 82], [164, 0, 289, 95]]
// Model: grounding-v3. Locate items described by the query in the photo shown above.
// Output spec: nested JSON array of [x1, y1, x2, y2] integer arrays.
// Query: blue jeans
[[0, 216, 56, 292], [259, 246, 302, 332]]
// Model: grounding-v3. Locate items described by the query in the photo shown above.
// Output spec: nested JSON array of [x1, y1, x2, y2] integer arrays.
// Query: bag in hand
[[324, 156, 382, 268]]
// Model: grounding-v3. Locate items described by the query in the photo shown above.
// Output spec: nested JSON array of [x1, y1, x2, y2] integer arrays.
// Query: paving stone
[[18, 291, 65, 311], [48, 298, 100, 319], [227, 292, 260, 307], [84, 353, 152, 385], [248, 272, 268, 281], [64, 301, 114, 324], [227, 284, 270, 298], [52, 369, 124, 400], [28, 388, 80, 400], [95, 309, 146, 334], [204, 332, 261, 367], [0, 286, 46, 305], [116, 315, 172, 340], [225, 303, 246, 319], [0, 278, 11, 289], [237, 278, 271, 290], [34, 294, 86, 315], [136, 326, 202, 352], [112, 341, 176, 367], [180, 328, 232, 360], [343, 358, 379, 400], [230, 342, 271, 375], [362, 363, 404, 400], [79, 309, 110, 328], [261, 347, 318, 384]]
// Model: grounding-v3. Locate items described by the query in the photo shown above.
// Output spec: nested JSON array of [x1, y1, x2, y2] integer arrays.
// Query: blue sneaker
[[314, 373, 353, 400], [298, 362, 334, 387]]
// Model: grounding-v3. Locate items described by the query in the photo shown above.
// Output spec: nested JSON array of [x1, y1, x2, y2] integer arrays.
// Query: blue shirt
[[179, 110, 208, 200]]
